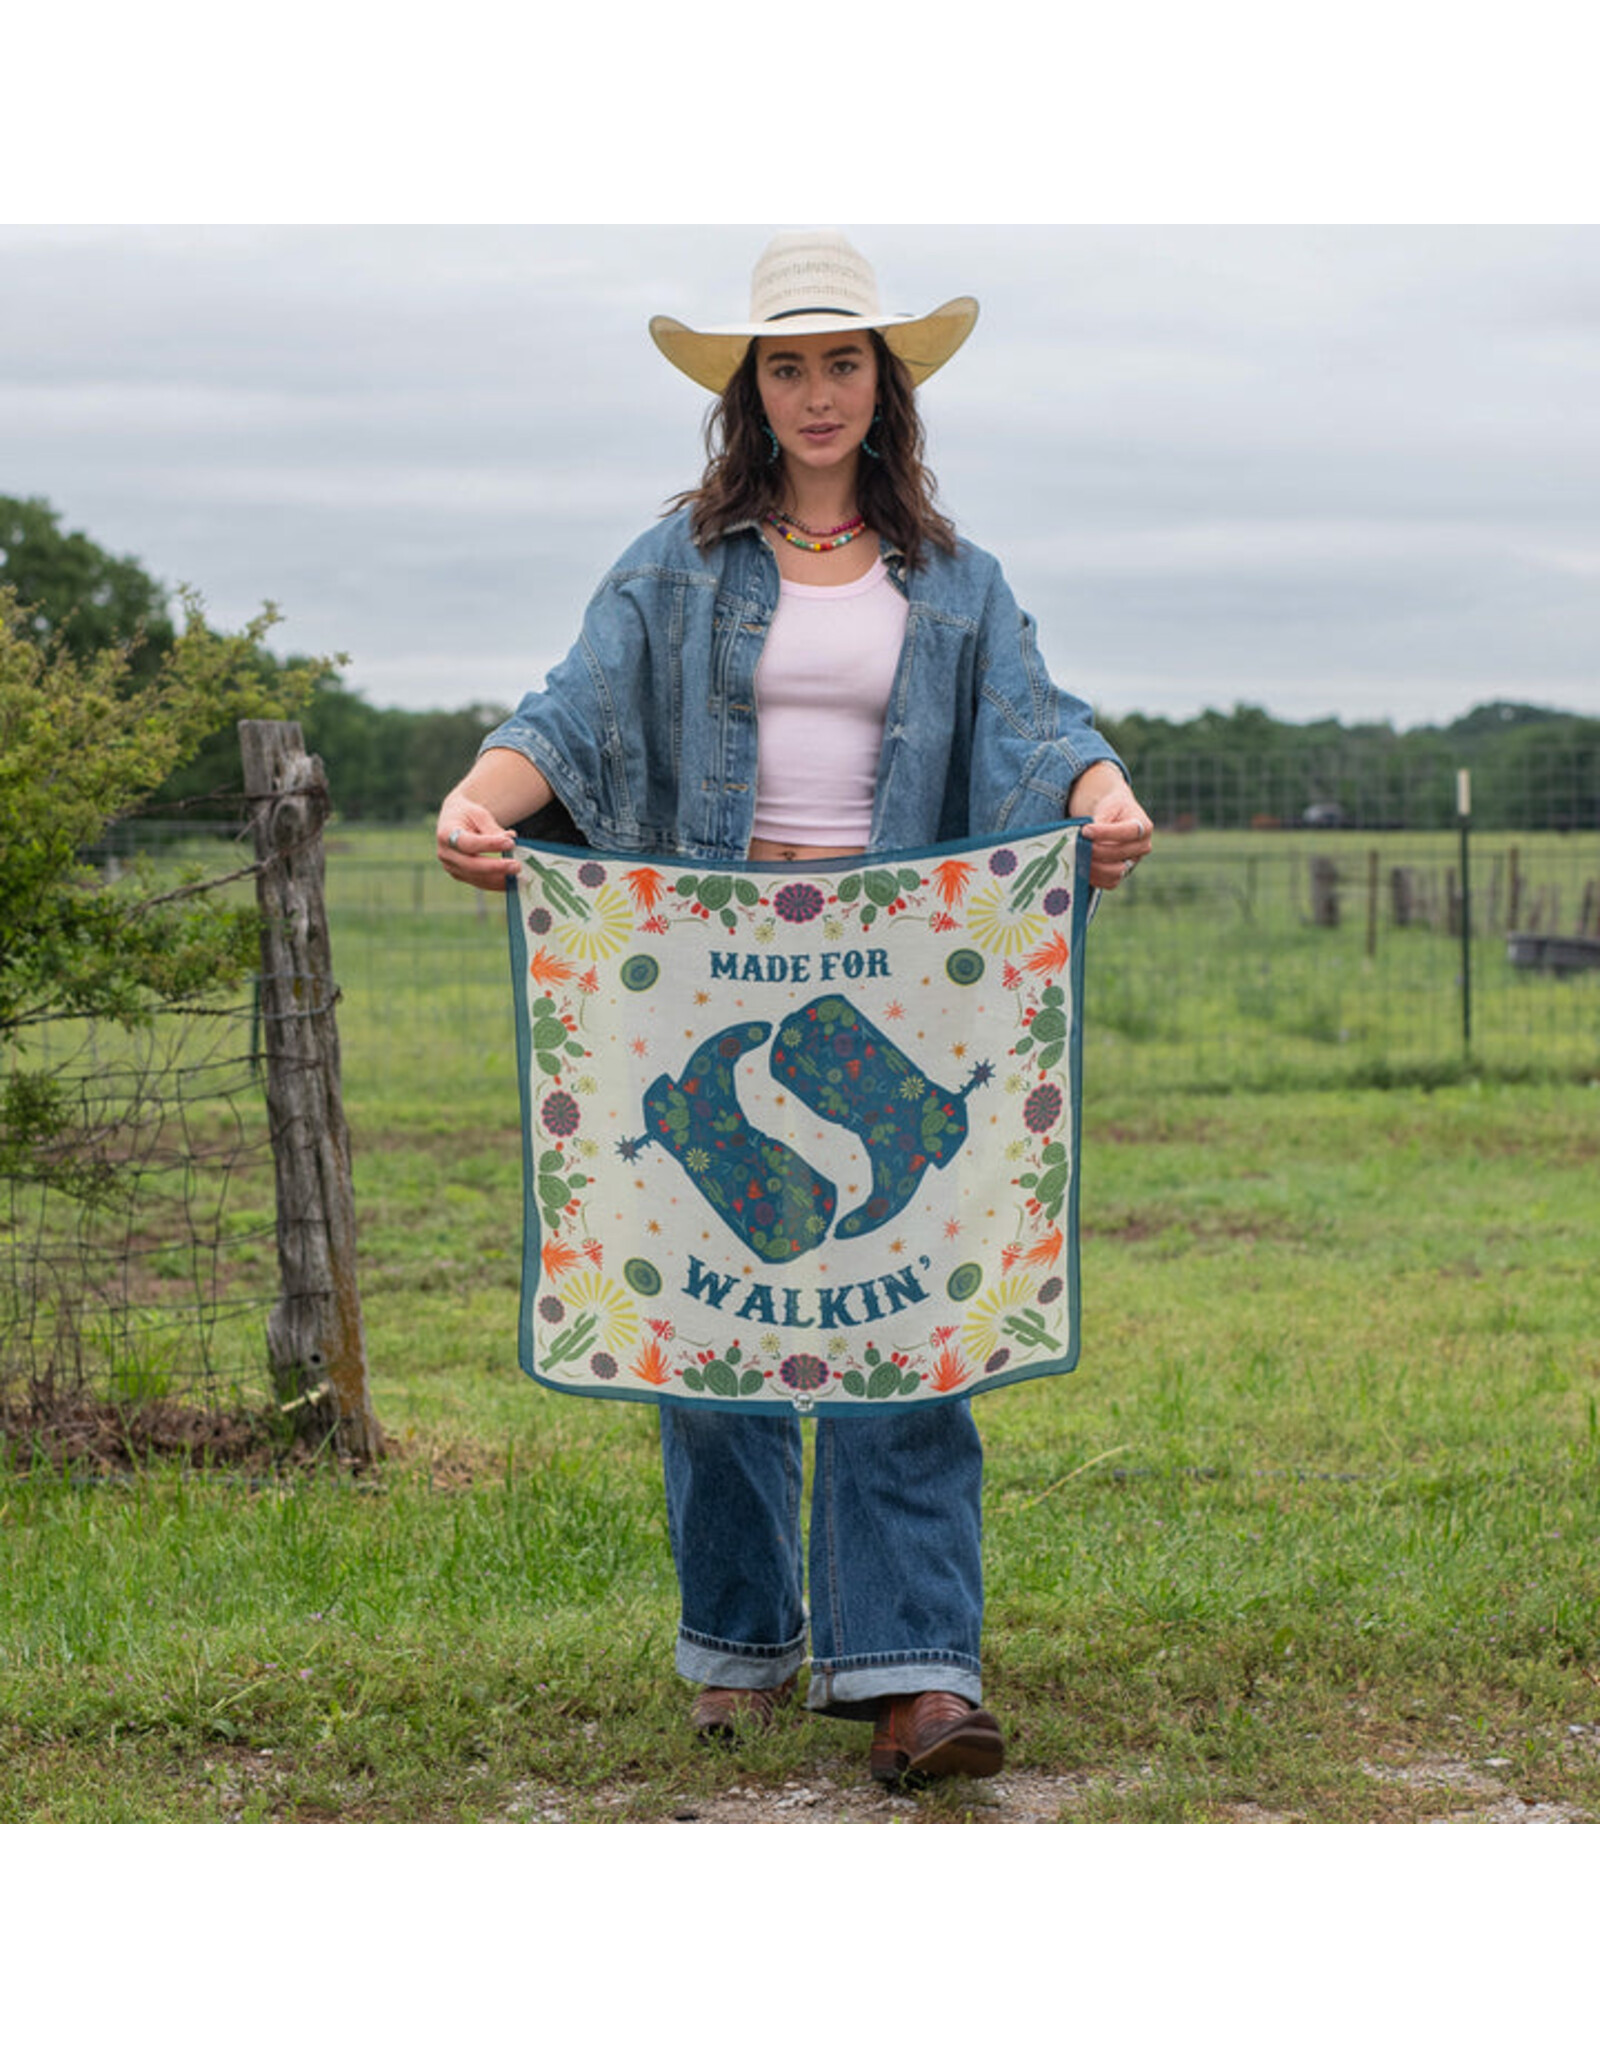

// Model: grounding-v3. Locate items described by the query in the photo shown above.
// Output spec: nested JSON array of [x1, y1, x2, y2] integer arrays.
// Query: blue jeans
[[659, 1399, 985, 1719]]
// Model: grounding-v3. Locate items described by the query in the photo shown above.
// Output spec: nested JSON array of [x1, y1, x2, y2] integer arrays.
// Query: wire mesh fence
[[0, 1007, 279, 1423], [1076, 829, 1600, 1091], [6, 809, 1597, 1429], [320, 825, 1600, 1106]]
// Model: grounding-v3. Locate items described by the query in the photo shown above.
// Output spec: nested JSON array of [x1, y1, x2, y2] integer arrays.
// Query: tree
[[0, 495, 176, 681], [0, 585, 325, 1196]]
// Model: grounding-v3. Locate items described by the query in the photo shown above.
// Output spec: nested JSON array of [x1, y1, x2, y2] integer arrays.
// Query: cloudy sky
[[3, 222, 1597, 732]]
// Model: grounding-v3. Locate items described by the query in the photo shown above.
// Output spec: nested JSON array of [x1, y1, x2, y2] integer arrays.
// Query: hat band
[[764, 304, 866, 322]]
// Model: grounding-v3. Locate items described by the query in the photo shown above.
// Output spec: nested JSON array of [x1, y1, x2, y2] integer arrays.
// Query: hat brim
[[649, 296, 979, 394]]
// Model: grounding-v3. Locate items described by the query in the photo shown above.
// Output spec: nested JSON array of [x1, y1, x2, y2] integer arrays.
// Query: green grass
[[4, 1083, 1599, 1822], [5, 822, 1598, 1818]]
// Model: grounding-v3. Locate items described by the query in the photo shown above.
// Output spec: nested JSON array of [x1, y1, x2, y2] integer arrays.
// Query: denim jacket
[[480, 509, 1123, 861]]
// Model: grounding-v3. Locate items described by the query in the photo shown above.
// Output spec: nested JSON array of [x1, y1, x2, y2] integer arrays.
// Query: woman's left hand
[[1071, 764, 1154, 890]]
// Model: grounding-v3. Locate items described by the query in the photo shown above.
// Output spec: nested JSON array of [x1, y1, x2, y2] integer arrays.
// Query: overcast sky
[[3, 222, 1596, 732]]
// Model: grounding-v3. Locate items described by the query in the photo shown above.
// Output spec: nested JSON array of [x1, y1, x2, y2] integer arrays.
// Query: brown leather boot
[[869, 1690, 1005, 1787], [690, 1675, 796, 1744]]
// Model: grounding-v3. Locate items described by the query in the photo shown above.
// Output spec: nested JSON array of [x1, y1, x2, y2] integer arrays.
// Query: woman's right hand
[[435, 751, 553, 890], [437, 797, 518, 889]]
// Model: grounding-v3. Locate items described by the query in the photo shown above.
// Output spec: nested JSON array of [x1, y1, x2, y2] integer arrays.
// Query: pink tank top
[[752, 556, 909, 844]]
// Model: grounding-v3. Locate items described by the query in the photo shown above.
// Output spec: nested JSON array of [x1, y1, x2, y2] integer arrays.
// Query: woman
[[436, 230, 1153, 1788]]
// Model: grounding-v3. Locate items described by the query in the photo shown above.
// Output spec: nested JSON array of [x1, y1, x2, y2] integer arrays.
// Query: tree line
[[0, 496, 501, 829], [1100, 701, 1600, 834], [5, 495, 1595, 835]]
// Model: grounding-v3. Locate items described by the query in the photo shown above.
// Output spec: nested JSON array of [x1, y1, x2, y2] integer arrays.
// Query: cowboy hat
[[649, 229, 979, 394]]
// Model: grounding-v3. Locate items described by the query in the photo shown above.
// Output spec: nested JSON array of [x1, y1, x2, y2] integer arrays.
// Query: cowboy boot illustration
[[768, 995, 990, 1241], [626, 1021, 836, 1265]]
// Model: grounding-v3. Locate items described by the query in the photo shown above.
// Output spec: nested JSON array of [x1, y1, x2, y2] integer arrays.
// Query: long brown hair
[[667, 332, 957, 571]]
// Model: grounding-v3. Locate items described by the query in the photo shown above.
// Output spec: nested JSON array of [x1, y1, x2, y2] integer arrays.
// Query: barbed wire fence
[[1, 724, 380, 1464]]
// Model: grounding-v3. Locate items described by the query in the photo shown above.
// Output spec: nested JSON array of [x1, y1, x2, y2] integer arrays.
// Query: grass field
[[2, 826, 1599, 1821], [4, 1080, 1598, 1822]]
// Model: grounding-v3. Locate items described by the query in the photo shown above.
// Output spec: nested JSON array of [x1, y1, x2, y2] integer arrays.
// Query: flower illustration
[[541, 1090, 581, 1137], [563, 1273, 642, 1354], [1043, 887, 1072, 916], [966, 880, 1047, 959], [527, 946, 576, 989], [632, 1337, 672, 1385], [577, 861, 607, 887], [988, 848, 1018, 876], [526, 906, 552, 935], [589, 1352, 619, 1380], [624, 867, 666, 912], [1024, 1082, 1063, 1133], [541, 1239, 581, 1280], [554, 883, 635, 962], [960, 1273, 1036, 1360], [773, 881, 825, 925], [779, 1353, 830, 1393], [927, 1347, 971, 1392], [931, 858, 974, 907], [1023, 931, 1071, 978]]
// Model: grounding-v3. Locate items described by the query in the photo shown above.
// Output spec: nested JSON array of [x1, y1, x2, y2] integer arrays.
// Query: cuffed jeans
[[659, 1398, 985, 1719]]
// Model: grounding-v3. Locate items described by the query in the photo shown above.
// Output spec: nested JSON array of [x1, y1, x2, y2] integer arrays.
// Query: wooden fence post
[[1365, 847, 1379, 958], [240, 720, 383, 1461], [1309, 855, 1340, 927]]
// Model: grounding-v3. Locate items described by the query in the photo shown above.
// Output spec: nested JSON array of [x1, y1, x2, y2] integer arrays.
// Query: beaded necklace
[[764, 510, 867, 553]]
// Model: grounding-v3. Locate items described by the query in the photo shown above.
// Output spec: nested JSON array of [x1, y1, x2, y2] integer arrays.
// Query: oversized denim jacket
[[480, 510, 1124, 861]]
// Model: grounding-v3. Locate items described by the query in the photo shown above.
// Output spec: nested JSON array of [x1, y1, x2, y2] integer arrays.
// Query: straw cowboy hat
[[649, 229, 979, 394]]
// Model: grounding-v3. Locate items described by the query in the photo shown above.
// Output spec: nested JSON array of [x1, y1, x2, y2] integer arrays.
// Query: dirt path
[[508, 1758, 1593, 1824]]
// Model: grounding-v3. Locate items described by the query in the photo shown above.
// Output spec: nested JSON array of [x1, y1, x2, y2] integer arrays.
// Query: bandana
[[507, 826, 1088, 1414]]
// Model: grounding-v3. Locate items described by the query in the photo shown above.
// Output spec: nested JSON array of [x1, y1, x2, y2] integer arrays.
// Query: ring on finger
[[448, 827, 464, 851]]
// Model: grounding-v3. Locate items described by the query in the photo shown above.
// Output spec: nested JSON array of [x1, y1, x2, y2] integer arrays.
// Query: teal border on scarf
[[504, 821, 1094, 1415]]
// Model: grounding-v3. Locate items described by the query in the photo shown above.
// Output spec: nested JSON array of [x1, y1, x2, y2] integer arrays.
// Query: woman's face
[[755, 332, 879, 485]]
